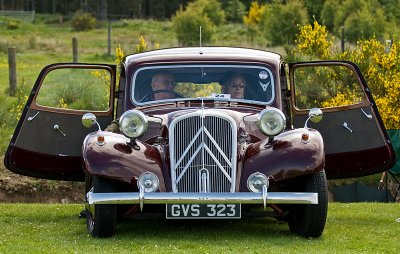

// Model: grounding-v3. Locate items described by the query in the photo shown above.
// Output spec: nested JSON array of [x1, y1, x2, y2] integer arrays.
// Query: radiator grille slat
[[170, 111, 237, 193]]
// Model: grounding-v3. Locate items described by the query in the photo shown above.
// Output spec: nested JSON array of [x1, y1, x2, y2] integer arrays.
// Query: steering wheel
[[140, 89, 184, 102]]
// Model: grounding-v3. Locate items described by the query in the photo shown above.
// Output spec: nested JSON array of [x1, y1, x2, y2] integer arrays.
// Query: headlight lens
[[257, 108, 286, 136], [138, 172, 159, 192], [119, 110, 148, 138], [247, 172, 269, 193]]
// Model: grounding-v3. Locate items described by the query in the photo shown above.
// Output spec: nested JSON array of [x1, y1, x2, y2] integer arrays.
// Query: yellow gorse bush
[[243, 1, 265, 26], [294, 21, 400, 129], [339, 39, 400, 129], [294, 20, 333, 59]]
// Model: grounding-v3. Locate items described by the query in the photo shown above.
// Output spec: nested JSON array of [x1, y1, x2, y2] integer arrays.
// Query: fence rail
[[0, 10, 35, 23]]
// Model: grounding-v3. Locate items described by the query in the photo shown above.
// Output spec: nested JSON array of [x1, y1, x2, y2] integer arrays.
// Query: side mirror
[[304, 108, 323, 128], [82, 113, 101, 131]]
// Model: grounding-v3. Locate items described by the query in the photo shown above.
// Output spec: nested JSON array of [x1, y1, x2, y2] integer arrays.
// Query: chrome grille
[[169, 111, 237, 193]]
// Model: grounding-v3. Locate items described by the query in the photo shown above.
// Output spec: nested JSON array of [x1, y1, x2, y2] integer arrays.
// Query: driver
[[105, 72, 176, 133], [150, 72, 175, 100]]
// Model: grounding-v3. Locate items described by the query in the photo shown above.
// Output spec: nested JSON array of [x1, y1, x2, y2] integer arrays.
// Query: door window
[[36, 68, 112, 111], [293, 65, 365, 110]]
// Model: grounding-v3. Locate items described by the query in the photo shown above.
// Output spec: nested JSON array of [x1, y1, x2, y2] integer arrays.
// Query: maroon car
[[5, 47, 395, 238]]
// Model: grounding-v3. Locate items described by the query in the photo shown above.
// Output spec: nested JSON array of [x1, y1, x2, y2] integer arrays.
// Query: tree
[[261, 0, 308, 46], [172, 0, 225, 46]]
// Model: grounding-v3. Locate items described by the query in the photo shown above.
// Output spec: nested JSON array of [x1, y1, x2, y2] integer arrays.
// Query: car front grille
[[169, 110, 237, 193]]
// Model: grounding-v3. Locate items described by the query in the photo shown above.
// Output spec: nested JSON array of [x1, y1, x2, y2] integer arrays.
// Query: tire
[[86, 175, 117, 238], [288, 170, 328, 238]]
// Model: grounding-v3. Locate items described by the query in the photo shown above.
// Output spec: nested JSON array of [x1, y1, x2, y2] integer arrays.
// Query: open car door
[[4, 63, 116, 181], [289, 61, 395, 179]]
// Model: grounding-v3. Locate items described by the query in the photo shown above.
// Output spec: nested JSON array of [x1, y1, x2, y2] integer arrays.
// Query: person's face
[[151, 73, 174, 100], [226, 76, 245, 99]]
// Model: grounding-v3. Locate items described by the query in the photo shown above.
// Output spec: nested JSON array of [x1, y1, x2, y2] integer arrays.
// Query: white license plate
[[166, 204, 241, 219]]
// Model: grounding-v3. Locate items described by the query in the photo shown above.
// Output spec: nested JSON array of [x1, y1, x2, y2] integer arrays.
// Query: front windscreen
[[132, 65, 275, 105]]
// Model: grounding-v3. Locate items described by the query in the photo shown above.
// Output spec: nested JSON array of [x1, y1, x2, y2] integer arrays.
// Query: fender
[[82, 132, 166, 191], [241, 128, 324, 190]]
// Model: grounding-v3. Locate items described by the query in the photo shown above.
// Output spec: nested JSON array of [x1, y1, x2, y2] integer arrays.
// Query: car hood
[[138, 107, 267, 143]]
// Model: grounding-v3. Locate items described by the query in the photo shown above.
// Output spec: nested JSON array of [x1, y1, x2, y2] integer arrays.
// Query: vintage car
[[4, 47, 395, 238]]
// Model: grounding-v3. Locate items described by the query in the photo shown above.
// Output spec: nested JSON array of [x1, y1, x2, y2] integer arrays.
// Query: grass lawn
[[0, 203, 399, 253]]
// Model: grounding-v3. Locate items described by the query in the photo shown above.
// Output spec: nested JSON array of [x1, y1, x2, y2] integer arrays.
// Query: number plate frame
[[166, 204, 241, 219]]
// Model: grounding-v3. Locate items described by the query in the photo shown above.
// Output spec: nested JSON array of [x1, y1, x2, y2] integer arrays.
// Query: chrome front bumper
[[87, 185, 318, 210]]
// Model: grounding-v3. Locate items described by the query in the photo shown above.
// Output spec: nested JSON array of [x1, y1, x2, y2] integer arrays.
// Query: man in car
[[150, 72, 175, 100], [105, 72, 176, 132]]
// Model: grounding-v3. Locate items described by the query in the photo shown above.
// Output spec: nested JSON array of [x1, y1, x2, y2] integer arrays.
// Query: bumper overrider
[[87, 185, 318, 211]]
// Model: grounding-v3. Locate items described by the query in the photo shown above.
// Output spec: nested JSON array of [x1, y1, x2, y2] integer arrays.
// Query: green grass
[[0, 203, 399, 253], [0, 18, 263, 155]]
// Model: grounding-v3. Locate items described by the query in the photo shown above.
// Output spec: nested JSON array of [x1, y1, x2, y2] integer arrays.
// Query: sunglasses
[[230, 83, 245, 89]]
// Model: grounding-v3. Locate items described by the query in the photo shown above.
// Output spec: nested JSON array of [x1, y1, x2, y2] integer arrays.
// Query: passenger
[[221, 73, 246, 99]]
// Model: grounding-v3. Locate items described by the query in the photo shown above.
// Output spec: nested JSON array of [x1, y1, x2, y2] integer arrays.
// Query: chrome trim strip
[[132, 64, 276, 106], [87, 191, 318, 205]]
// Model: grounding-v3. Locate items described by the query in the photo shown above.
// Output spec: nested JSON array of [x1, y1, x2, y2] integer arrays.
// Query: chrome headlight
[[138, 172, 159, 192], [119, 110, 148, 138], [257, 108, 286, 136], [247, 172, 269, 193]]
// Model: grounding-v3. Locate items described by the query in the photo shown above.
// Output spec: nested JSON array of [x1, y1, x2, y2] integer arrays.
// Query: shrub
[[224, 0, 246, 23], [261, 0, 308, 46], [343, 7, 387, 43], [172, 6, 215, 46], [320, 0, 336, 32], [291, 21, 400, 129], [6, 18, 20, 29], [71, 11, 96, 31], [293, 20, 333, 59], [186, 0, 225, 26], [243, 1, 266, 42]]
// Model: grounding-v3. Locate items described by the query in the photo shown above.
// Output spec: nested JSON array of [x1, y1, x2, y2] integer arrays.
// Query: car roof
[[124, 47, 283, 65]]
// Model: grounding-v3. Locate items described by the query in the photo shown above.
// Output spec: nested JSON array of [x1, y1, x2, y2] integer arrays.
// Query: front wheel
[[86, 175, 117, 238], [288, 170, 328, 238]]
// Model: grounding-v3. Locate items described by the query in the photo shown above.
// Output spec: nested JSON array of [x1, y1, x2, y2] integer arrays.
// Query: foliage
[[292, 20, 400, 129], [338, 39, 400, 129], [261, 0, 308, 46], [303, 0, 325, 23], [320, 0, 336, 32], [5, 18, 20, 29], [294, 20, 333, 59], [71, 10, 96, 31], [243, 1, 266, 42], [343, 4, 387, 42], [172, 5, 215, 46], [185, 0, 226, 26], [243, 1, 265, 26], [224, 0, 247, 23]]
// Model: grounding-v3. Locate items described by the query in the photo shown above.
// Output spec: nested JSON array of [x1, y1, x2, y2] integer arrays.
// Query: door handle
[[361, 108, 372, 119], [53, 125, 67, 137], [342, 122, 353, 133]]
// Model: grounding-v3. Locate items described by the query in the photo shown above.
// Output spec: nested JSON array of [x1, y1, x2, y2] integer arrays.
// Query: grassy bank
[[0, 17, 267, 155], [0, 203, 399, 253]]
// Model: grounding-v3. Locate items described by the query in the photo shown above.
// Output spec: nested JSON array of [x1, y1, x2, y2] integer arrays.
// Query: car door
[[4, 63, 116, 181], [289, 61, 395, 179]]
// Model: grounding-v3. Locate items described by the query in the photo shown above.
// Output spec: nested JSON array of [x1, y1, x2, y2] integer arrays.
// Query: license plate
[[166, 204, 241, 219]]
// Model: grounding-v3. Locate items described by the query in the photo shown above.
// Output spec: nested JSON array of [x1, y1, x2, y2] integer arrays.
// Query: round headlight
[[119, 110, 148, 138], [247, 172, 269, 193], [138, 172, 159, 192], [257, 108, 286, 136]]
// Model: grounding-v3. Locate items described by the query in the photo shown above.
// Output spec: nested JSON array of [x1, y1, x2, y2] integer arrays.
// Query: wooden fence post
[[107, 21, 112, 56], [8, 47, 17, 96], [341, 26, 345, 53], [72, 37, 78, 63]]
